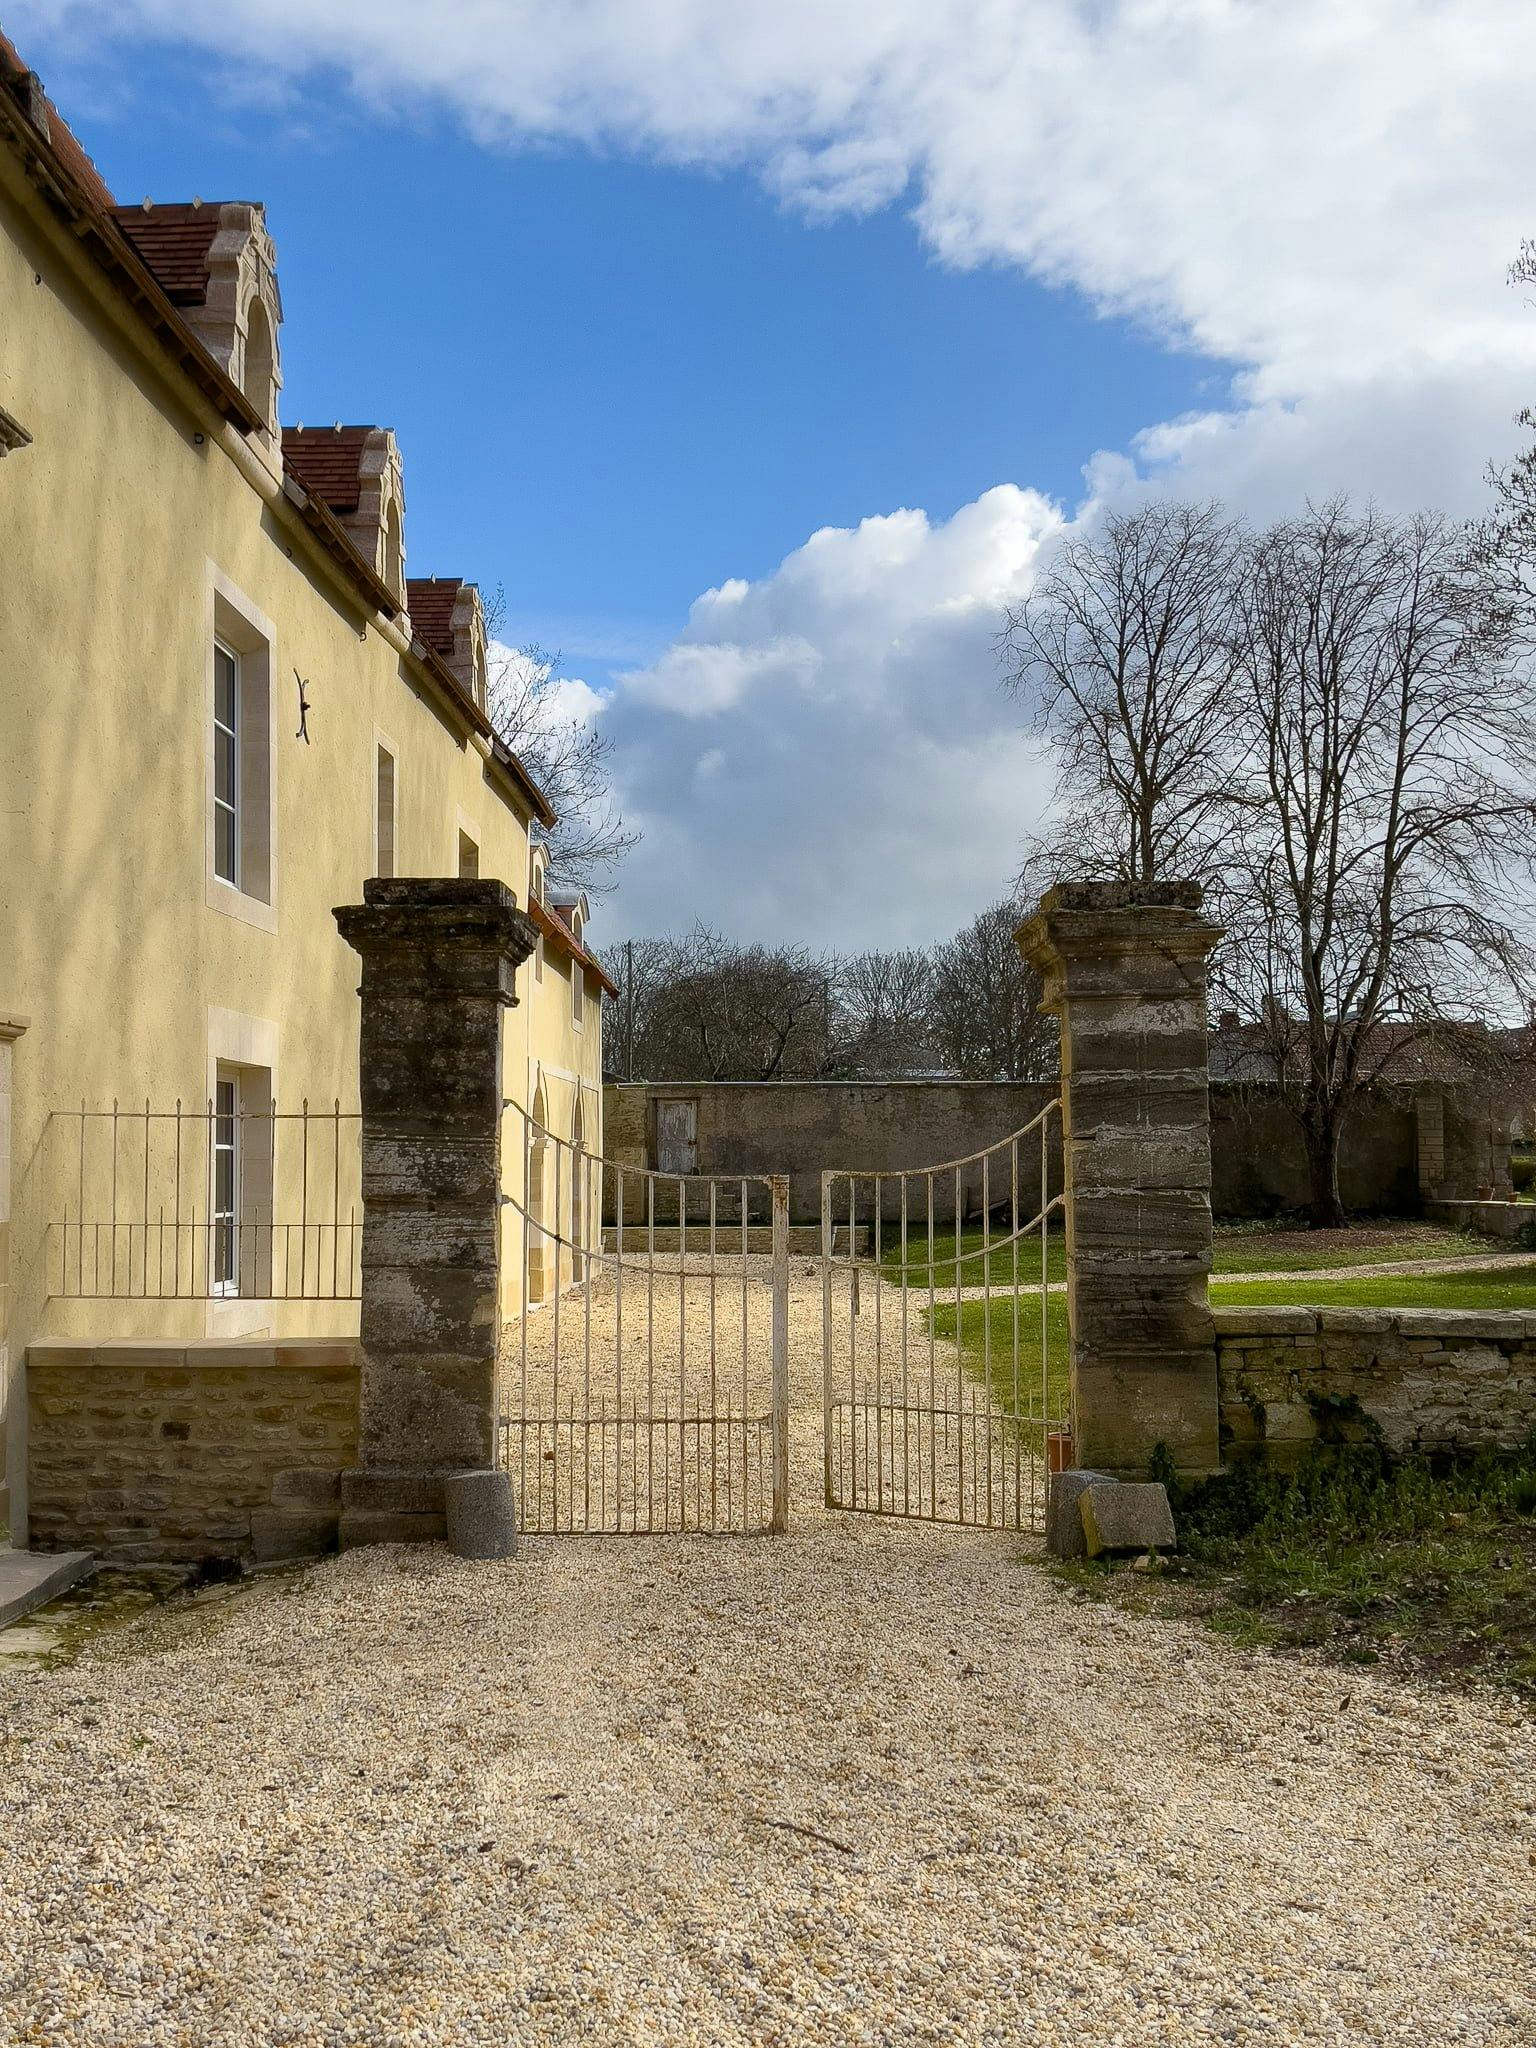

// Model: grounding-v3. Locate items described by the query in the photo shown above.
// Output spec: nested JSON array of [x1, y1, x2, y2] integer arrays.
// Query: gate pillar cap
[[334, 878, 537, 994], [1017, 879, 1222, 984]]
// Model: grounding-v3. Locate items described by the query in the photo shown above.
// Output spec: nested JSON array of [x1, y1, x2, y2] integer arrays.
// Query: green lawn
[[883, 1217, 1516, 1291], [929, 1263, 1536, 1425], [929, 1293, 1070, 1419], [1213, 1267, 1536, 1312]]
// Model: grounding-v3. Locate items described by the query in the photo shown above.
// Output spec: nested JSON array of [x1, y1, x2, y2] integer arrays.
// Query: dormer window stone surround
[[192, 203, 282, 454], [447, 581, 489, 711], [353, 429, 408, 608], [281, 426, 410, 611], [405, 576, 489, 710], [110, 199, 284, 461]]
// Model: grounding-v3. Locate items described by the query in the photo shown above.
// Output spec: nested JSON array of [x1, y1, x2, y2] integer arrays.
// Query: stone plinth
[[1018, 881, 1222, 1476], [334, 879, 535, 1544]]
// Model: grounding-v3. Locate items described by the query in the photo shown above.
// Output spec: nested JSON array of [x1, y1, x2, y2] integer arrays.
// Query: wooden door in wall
[[654, 1097, 698, 1176]]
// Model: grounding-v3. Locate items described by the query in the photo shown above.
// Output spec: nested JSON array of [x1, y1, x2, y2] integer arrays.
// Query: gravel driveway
[[2, 1268, 1534, 2046]]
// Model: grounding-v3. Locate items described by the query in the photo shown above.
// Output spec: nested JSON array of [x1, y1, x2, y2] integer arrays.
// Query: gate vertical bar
[[770, 1172, 790, 1533], [820, 1173, 834, 1507]]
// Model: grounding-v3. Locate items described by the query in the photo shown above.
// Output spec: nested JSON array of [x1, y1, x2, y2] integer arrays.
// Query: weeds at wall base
[[1049, 1433, 1536, 1704]]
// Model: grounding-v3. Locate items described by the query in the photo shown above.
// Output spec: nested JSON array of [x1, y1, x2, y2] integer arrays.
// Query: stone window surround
[[204, 1006, 279, 1342], [372, 726, 398, 881], [204, 564, 278, 936], [454, 807, 481, 880], [530, 845, 547, 981]]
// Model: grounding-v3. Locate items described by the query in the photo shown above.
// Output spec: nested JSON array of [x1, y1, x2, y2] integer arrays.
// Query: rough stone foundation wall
[[27, 1339, 359, 1560], [1214, 1307, 1536, 1465]]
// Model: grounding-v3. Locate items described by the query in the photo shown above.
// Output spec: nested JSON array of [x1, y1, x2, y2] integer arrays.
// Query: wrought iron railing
[[500, 1098, 789, 1534], [48, 1100, 362, 1302], [821, 1100, 1068, 1532]]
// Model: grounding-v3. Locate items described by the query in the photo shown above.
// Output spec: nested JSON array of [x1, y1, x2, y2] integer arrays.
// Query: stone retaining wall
[[1214, 1307, 1536, 1464], [27, 1339, 359, 1561]]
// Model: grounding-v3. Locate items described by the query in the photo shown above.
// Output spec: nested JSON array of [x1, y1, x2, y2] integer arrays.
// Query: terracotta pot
[[1047, 1430, 1074, 1474]]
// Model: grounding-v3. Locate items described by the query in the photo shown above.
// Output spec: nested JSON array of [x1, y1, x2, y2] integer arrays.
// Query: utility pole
[[626, 938, 635, 1082]]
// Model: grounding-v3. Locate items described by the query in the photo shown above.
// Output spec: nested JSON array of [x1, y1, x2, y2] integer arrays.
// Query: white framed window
[[374, 743, 397, 878], [213, 641, 241, 886], [206, 570, 275, 925], [212, 1068, 240, 1295], [208, 1058, 276, 1303]]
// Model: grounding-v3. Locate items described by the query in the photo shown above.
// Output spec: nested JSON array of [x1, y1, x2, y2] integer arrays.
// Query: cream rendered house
[[0, 37, 614, 1538]]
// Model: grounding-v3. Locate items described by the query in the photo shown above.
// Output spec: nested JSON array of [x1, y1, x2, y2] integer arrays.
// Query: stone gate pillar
[[1018, 881, 1222, 1477], [333, 878, 536, 1546]]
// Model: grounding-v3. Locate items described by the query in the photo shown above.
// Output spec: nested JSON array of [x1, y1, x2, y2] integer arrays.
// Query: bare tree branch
[[1002, 501, 1246, 888], [482, 588, 639, 893]]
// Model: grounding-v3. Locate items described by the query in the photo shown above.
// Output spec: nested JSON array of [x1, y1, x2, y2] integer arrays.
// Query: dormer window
[[403, 577, 487, 708], [282, 426, 407, 605], [116, 201, 284, 456]]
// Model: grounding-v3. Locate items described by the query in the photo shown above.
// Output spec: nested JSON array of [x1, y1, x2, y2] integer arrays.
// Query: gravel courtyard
[[2, 1270, 1534, 2046]]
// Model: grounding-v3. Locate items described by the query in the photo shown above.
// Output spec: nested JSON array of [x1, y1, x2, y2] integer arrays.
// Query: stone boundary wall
[[1214, 1306, 1536, 1465], [604, 1079, 1512, 1225], [603, 1080, 1062, 1226], [27, 1339, 359, 1561]]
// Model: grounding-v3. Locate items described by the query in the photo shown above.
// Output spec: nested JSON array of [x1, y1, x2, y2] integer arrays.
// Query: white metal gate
[[500, 1099, 789, 1534], [820, 1104, 1068, 1532]]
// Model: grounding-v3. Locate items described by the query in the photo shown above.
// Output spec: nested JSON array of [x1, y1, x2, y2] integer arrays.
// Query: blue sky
[[13, 3, 1536, 946], [37, 30, 1225, 684]]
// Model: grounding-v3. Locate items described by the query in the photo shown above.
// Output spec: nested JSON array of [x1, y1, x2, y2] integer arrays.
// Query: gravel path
[[2, 1269, 1534, 2046]]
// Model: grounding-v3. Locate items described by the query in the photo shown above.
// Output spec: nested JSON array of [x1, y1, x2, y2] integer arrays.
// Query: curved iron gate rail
[[500, 1099, 789, 1534], [821, 1102, 1067, 1531]]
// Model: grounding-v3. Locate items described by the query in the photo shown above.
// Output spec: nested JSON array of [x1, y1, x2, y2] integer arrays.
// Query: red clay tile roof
[[531, 898, 618, 999], [110, 203, 222, 305], [405, 577, 464, 656], [0, 29, 114, 210], [281, 426, 376, 514]]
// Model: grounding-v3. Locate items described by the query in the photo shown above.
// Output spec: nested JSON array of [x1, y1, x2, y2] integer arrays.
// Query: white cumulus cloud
[[597, 487, 1063, 943]]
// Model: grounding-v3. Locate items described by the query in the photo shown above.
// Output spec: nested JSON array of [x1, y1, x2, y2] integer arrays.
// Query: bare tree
[[606, 914, 1051, 1083], [930, 900, 1057, 1081], [1217, 500, 1536, 1225], [611, 926, 832, 1081], [1484, 240, 1536, 647], [832, 949, 936, 1077], [482, 589, 638, 891], [1003, 500, 1246, 887]]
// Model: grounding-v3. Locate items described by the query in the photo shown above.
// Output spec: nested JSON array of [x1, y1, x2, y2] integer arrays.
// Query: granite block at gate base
[[445, 1470, 518, 1560], [1081, 1482, 1177, 1557], [1045, 1470, 1118, 1560]]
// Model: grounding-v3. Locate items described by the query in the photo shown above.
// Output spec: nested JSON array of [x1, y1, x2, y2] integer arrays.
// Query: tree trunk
[[1303, 1115, 1347, 1229]]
